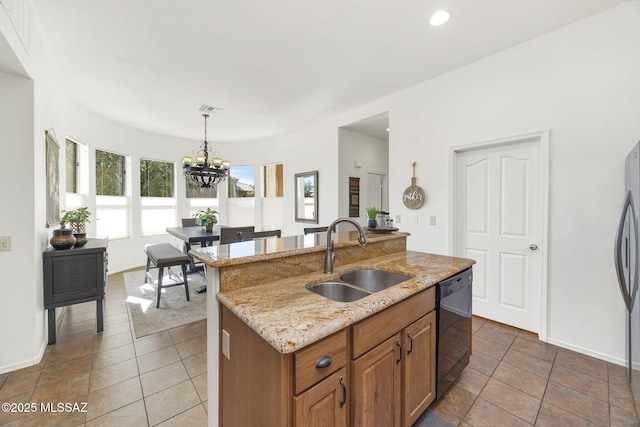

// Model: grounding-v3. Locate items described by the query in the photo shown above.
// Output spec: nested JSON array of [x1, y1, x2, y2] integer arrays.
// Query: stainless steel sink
[[306, 281, 371, 302], [339, 269, 411, 293]]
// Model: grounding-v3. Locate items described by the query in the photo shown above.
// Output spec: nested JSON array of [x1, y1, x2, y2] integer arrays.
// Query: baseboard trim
[[546, 336, 626, 367]]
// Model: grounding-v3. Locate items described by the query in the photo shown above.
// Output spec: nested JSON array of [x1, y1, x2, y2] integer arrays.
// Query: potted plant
[[61, 207, 92, 247], [366, 206, 379, 229], [194, 208, 219, 231]]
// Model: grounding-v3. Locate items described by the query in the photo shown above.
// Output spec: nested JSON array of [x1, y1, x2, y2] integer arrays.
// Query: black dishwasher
[[436, 267, 473, 398]]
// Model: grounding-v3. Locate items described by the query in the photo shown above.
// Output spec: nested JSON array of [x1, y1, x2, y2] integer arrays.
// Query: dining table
[[166, 224, 226, 273]]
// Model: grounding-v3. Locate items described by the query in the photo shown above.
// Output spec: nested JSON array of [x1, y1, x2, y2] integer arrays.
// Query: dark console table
[[43, 238, 108, 344]]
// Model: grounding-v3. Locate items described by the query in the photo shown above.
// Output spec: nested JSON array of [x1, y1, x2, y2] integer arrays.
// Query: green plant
[[193, 208, 218, 226], [62, 207, 92, 225], [366, 206, 379, 220], [62, 207, 92, 233]]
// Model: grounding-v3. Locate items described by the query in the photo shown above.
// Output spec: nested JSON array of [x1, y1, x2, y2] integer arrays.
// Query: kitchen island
[[190, 230, 474, 426]]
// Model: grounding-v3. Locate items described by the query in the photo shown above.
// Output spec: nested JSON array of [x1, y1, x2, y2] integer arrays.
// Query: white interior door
[[455, 139, 542, 332], [367, 173, 384, 210]]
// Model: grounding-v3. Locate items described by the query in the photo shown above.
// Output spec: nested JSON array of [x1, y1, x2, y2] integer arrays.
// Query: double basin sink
[[307, 269, 411, 302]]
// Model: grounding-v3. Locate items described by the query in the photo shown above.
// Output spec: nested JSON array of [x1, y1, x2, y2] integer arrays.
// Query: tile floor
[[0, 270, 638, 426]]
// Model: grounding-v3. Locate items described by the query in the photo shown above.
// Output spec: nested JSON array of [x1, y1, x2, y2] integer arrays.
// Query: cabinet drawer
[[295, 329, 347, 395], [352, 287, 435, 359]]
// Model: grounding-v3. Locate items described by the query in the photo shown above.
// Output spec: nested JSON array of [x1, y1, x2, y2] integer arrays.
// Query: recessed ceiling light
[[430, 10, 451, 26]]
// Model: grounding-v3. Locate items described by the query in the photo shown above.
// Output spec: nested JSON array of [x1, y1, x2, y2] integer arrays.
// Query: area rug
[[124, 269, 207, 339]]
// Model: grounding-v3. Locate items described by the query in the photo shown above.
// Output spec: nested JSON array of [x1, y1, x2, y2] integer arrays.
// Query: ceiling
[[29, 0, 627, 143]]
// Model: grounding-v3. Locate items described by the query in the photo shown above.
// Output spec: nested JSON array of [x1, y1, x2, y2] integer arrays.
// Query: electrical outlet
[[429, 216, 436, 226], [0, 236, 10, 251], [222, 329, 231, 360]]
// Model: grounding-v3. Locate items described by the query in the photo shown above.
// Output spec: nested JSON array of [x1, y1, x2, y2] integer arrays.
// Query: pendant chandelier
[[182, 113, 230, 188]]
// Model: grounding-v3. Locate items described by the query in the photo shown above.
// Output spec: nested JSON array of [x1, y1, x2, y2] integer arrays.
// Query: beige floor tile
[[144, 380, 201, 426], [175, 336, 206, 359], [89, 358, 139, 392], [549, 364, 608, 403], [85, 399, 148, 427], [91, 343, 136, 371], [182, 352, 207, 378], [543, 381, 609, 426], [0, 370, 41, 400], [479, 379, 541, 424], [535, 401, 598, 427], [85, 377, 143, 422], [554, 349, 608, 382], [492, 362, 548, 399], [502, 348, 553, 379], [133, 332, 174, 356], [140, 361, 190, 397], [168, 321, 206, 345], [137, 345, 181, 375], [156, 403, 208, 426], [464, 397, 532, 427], [191, 372, 207, 402]]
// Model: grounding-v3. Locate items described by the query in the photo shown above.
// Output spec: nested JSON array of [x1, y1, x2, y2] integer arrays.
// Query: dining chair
[[181, 218, 197, 227], [253, 229, 282, 239], [304, 226, 328, 235], [219, 226, 256, 244]]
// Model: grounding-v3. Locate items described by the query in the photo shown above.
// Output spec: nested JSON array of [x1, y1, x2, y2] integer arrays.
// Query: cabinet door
[[352, 333, 402, 427], [402, 310, 436, 426], [294, 368, 348, 427]]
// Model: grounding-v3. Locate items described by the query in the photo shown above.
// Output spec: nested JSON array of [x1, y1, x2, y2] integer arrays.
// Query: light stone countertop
[[216, 250, 474, 354], [190, 231, 410, 268]]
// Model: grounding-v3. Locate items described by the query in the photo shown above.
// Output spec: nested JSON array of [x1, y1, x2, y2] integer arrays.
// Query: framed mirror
[[295, 171, 318, 223]]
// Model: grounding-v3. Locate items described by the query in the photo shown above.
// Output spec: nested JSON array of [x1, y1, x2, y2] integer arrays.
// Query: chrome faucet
[[325, 218, 367, 274]]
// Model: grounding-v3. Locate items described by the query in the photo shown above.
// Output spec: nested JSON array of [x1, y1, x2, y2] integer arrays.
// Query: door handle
[[615, 191, 638, 312], [396, 340, 402, 364], [407, 332, 413, 354], [529, 244, 538, 251], [339, 376, 346, 408]]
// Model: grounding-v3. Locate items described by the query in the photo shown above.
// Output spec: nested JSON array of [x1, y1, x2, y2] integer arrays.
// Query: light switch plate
[[395, 214, 401, 224], [222, 329, 231, 360], [429, 216, 436, 226], [0, 236, 10, 251]]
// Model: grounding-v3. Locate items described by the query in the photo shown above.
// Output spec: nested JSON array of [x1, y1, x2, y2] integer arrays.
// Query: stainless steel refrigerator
[[615, 142, 640, 412]]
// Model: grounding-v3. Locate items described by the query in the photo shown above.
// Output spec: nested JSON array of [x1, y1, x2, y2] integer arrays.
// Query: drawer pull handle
[[407, 332, 414, 354], [396, 340, 402, 364], [316, 355, 332, 369], [339, 376, 346, 408]]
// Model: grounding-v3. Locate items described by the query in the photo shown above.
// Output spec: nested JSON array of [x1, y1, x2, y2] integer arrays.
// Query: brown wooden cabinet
[[402, 311, 437, 426], [219, 286, 436, 427], [294, 368, 348, 427], [350, 287, 436, 427], [352, 333, 402, 427]]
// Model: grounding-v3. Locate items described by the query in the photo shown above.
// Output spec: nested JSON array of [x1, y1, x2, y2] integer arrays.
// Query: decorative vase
[[70, 222, 87, 247], [206, 222, 214, 232], [50, 228, 77, 250], [74, 233, 88, 247], [368, 219, 377, 229]]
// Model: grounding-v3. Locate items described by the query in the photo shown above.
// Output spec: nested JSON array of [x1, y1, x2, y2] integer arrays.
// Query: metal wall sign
[[402, 162, 426, 209]]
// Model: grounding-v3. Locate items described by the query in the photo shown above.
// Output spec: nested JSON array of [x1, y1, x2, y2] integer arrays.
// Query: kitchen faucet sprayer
[[324, 218, 367, 274]]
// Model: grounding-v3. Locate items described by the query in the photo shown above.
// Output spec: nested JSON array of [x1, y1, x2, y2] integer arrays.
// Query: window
[[65, 139, 78, 193], [228, 165, 255, 198], [96, 149, 126, 196], [263, 163, 283, 197], [186, 178, 218, 199], [96, 149, 129, 239], [140, 159, 174, 197], [140, 159, 176, 236]]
